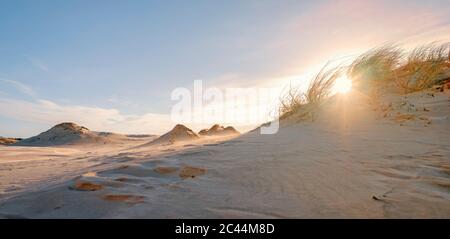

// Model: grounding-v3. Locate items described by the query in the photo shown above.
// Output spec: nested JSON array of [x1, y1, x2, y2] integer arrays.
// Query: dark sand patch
[[71, 180, 103, 191], [179, 166, 207, 179]]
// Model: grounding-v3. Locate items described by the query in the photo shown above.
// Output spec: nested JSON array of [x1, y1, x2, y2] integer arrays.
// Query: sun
[[334, 76, 352, 94]]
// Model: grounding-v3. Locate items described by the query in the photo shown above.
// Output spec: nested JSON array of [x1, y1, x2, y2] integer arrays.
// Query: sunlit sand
[[1, 73, 449, 218]]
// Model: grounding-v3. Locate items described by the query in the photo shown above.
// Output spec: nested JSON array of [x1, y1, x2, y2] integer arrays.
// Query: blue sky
[[1, 0, 450, 137]]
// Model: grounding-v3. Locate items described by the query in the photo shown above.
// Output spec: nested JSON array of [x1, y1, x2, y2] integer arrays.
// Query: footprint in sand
[[70, 172, 125, 191], [70, 180, 104, 191], [179, 166, 207, 179]]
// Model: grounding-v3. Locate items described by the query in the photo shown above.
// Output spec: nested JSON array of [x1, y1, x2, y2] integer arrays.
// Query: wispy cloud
[[107, 94, 141, 109], [0, 97, 174, 135], [24, 55, 49, 72], [0, 78, 37, 97]]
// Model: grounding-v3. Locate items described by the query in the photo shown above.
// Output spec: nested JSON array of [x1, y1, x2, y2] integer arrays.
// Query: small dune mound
[[0, 137, 21, 145], [179, 166, 207, 179], [198, 124, 240, 136], [102, 194, 145, 204], [14, 122, 93, 146], [147, 124, 199, 145]]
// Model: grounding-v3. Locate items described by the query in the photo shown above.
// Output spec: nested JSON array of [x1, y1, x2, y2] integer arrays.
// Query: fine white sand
[[0, 90, 449, 218]]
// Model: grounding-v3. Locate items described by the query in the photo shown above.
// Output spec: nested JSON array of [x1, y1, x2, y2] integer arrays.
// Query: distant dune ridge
[[198, 124, 240, 136], [13, 122, 155, 146], [9, 122, 239, 147], [146, 124, 239, 146]]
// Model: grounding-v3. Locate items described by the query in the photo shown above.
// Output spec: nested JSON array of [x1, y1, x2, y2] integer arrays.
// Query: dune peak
[[198, 124, 239, 136], [147, 124, 199, 145]]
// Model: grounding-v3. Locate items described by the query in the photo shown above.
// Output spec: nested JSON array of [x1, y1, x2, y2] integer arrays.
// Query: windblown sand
[[0, 90, 449, 218]]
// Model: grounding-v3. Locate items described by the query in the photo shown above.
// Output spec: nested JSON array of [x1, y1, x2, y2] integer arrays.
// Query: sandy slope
[[0, 134, 156, 200], [0, 90, 449, 218]]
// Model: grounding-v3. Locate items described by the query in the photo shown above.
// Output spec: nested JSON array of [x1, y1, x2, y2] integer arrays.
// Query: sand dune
[[0, 89, 448, 218], [144, 124, 199, 146], [198, 124, 240, 136]]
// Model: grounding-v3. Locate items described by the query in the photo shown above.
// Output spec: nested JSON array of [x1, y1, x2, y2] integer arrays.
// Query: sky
[[1, 0, 450, 137]]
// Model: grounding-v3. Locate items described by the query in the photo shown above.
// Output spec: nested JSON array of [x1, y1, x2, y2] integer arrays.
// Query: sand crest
[[145, 124, 199, 146]]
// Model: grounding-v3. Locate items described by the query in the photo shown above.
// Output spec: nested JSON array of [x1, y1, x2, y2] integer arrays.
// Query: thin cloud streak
[[0, 97, 174, 136], [0, 78, 37, 97]]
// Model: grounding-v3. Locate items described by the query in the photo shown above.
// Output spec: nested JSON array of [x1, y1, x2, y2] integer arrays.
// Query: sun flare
[[334, 76, 352, 94]]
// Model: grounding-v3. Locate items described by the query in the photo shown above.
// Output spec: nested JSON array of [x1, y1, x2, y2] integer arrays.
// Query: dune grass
[[279, 84, 306, 119], [348, 43, 449, 93], [278, 42, 449, 121], [279, 65, 342, 120], [306, 65, 343, 104], [396, 43, 450, 92], [348, 45, 403, 94]]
